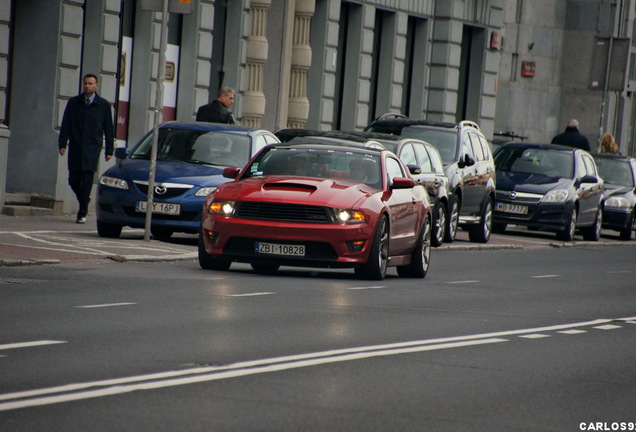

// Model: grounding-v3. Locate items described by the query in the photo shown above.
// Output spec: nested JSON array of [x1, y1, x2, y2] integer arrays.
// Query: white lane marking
[[0, 340, 67, 351], [76, 303, 137, 309], [0, 338, 507, 411], [446, 280, 479, 284], [558, 329, 587, 335], [228, 292, 275, 297], [347, 286, 386, 290], [594, 324, 622, 330], [531, 274, 560, 279], [1, 316, 632, 411], [518, 334, 550, 339]]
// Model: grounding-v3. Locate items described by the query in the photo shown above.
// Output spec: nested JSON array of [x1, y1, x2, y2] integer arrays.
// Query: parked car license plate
[[135, 201, 181, 215], [256, 242, 305, 256], [495, 202, 528, 215]]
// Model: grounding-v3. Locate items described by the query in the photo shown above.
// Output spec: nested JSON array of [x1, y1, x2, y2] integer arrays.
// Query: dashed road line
[[1, 316, 634, 411], [76, 302, 137, 309]]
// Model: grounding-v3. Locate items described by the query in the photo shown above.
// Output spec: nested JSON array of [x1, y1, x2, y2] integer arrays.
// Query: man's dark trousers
[[69, 170, 95, 219]]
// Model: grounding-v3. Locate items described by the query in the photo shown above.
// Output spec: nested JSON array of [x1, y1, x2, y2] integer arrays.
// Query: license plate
[[136, 201, 181, 215], [495, 202, 528, 215], [256, 242, 305, 256]]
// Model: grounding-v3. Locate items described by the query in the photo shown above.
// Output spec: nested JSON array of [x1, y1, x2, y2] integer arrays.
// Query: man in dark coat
[[59, 73, 114, 223], [551, 119, 591, 151], [196, 86, 236, 124]]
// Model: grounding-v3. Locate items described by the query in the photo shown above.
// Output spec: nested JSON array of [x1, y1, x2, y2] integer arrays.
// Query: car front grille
[[133, 181, 192, 199], [496, 190, 542, 203], [234, 202, 332, 223]]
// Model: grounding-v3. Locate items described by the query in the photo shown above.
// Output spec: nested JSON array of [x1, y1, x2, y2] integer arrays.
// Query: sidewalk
[[1, 211, 632, 267], [0, 213, 198, 267]]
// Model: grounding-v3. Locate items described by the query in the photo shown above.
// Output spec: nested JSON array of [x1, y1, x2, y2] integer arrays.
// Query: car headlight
[[334, 209, 366, 223], [99, 176, 129, 190], [195, 186, 217, 197], [605, 196, 630, 209], [541, 189, 569, 203], [209, 201, 235, 216]]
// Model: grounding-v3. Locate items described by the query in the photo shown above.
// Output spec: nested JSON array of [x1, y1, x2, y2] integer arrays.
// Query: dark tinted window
[[401, 127, 457, 163]]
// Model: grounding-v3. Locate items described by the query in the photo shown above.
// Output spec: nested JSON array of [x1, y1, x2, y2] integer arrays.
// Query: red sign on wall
[[521, 61, 536, 77]]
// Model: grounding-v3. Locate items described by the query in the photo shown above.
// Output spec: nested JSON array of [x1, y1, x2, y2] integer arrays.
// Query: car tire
[[619, 211, 635, 241], [557, 207, 578, 241], [444, 195, 459, 243], [397, 213, 431, 278], [97, 220, 122, 238], [431, 202, 446, 247], [151, 226, 174, 240], [198, 230, 231, 271], [250, 263, 280, 274], [355, 216, 389, 280], [468, 197, 492, 243], [582, 207, 602, 241]]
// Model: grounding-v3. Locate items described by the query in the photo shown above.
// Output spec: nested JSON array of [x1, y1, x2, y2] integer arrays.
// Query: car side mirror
[[407, 164, 422, 175], [114, 147, 129, 159], [579, 175, 599, 184], [458, 153, 475, 168], [223, 167, 241, 179], [390, 177, 416, 189]]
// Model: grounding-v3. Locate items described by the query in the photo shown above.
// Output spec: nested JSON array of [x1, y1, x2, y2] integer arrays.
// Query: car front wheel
[[397, 213, 431, 278], [619, 211, 635, 241], [582, 207, 602, 241], [198, 230, 231, 271], [557, 207, 577, 241], [355, 216, 389, 280], [468, 197, 492, 243], [432, 202, 446, 247], [444, 196, 459, 243]]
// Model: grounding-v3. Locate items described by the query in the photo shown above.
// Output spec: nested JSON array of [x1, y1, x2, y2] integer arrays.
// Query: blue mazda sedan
[[96, 122, 280, 238]]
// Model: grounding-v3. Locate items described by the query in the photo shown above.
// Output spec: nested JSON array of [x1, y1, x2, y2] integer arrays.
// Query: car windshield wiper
[[185, 159, 224, 166]]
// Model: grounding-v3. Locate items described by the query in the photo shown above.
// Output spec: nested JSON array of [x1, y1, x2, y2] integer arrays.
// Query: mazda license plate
[[136, 201, 181, 215]]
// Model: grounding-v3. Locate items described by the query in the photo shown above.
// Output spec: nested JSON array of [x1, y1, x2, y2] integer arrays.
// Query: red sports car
[[198, 141, 432, 280]]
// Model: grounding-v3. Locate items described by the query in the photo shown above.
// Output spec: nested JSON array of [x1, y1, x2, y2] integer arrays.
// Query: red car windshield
[[244, 147, 382, 188]]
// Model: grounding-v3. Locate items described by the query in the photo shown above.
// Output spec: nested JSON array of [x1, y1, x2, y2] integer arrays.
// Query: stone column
[[242, 0, 271, 128], [287, 0, 315, 129]]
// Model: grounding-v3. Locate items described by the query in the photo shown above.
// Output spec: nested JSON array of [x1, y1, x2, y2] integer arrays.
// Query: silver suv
[[366, 117, 496, 243]]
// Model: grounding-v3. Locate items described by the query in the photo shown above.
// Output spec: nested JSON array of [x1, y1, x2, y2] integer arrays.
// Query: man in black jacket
[[551, 119, 591, 151], [196, 86, 236, 124], [58, 74, 114, 224]]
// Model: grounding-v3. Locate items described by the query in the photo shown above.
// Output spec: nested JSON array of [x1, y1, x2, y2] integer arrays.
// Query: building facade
[[0, 0, 632, 215]]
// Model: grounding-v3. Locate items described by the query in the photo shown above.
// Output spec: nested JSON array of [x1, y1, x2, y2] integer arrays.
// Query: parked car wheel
[[97, 220, 122, 238], [431, 202, 446, 247], [557, 207, 578, 241], [468, 197, 492, 243], [582, 207, 602, 241], [444, 195, 459, 243], [198, 230, 231, 271], [619, 211, 635, 241], [397, 213, 431, 278], [355, 216, 389, 280]]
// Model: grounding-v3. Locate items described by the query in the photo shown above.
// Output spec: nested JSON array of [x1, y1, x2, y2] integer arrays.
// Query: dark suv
[[365, 117, 496, 243]]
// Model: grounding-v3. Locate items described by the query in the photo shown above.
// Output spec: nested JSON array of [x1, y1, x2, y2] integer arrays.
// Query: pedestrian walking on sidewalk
[[551, 119, 591, 152], [58, 73, 114, 223]]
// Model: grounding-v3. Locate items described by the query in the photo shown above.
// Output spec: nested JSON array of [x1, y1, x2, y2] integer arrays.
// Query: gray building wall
[[4, 0, 633, 214]]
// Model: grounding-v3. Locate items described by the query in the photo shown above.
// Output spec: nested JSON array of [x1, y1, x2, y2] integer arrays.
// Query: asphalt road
[[1, 239, 635, 431]]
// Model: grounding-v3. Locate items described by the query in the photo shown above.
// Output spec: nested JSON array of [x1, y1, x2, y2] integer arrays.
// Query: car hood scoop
[[262, 182, 318, 193]]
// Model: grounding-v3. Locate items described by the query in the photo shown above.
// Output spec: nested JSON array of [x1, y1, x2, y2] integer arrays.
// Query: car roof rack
[[376, 112, 408, 121], [458, 120, 480, 131]]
